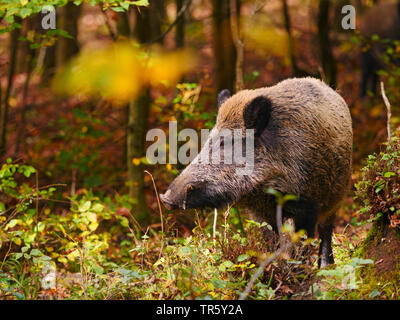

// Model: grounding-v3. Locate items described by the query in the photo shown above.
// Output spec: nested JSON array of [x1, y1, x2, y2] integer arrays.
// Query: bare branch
[[98, 4, 117, 41], [230, 0, 244, 92], [144, 170, 165, 260], [380, 82, 392, 143], [213, 208, 218, 245], [150, 0, 192, 44], [239, 202, 290, 300]]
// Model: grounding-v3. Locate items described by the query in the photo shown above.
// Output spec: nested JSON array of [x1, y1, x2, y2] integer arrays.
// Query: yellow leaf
[[53, 42, 195, 104], [132, 158, 141, 166], [8, 97, 17, 108], [89, 222, 99, 232], [58, 256, 68, 264], [86, 211, 97, 223], [67, 249, 80, 261]]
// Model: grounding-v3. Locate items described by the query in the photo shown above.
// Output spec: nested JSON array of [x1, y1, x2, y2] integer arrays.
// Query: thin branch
[[230, 0, 244, 92], [239, 202, 290, 300], [144, 170, 164, 259], [251, 0, 272, 15], [150, 0, 192, 44], [239, 241, 290, 300], [213, 208, 218, 245], [282, 0, 298, 76], [380, 81, 392, 143], [99, 4, 118, 41]]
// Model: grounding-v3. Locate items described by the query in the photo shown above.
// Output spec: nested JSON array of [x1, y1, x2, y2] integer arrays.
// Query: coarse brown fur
[[161, 77, 353, 267]]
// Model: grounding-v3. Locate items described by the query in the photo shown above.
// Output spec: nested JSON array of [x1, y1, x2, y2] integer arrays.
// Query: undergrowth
[[0, 154, 393, 300]]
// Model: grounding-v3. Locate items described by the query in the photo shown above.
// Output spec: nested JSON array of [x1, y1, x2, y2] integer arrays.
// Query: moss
[[354, 218, 381, 258], [353, 217, 400, 299]]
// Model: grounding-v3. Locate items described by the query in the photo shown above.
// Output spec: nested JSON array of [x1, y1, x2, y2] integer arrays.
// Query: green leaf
[[369, 289, 380, 298], [120, 216, 130, 228], [92, 203, 104, 213], [30, 249, 42, 256], [19, 8, 32, 18], [132, 0, 149, 6], [79, 201, 91, 212], [237, 254, 249, 262], [21, 246, 30, 253], [111, 7, 125, 12], [219, 260, 234, 272], [5, 219, 19, 229], [14, 292, 24, 300], [14, 252, 23, 260], [384, 171, 396, 178]]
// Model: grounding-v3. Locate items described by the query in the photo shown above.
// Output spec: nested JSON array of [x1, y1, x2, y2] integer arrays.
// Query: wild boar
[[160, 77, 353, 268]]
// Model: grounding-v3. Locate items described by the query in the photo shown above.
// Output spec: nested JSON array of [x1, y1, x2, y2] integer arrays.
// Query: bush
[[355, 129, 400, 228]]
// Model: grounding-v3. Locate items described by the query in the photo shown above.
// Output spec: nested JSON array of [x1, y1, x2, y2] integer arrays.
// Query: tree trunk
[[56, 2, 80, 68], [212, 0, 237, 94], [175, 0, 185, 48], [15, 17, 36, 74], [230, 0, 244, 92], [127, 89, 151, 222], [126, 1, 164, 223], [117, 12, 130, 38], [40, 45, 56, 84], [14, 47, 34, 157], [0, 22, 20, 158], [282, 0, 299, 76], [317, 0, 337, 87]]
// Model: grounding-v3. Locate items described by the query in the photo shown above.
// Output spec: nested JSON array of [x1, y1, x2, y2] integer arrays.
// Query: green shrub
[[354, 130, 400, 228]]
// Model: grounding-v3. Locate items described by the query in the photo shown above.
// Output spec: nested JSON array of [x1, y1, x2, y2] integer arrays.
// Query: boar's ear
[[217, 89, 231, 109], [243, 96, 272, 137]]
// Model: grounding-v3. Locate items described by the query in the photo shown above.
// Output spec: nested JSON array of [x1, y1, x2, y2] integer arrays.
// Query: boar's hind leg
[[292, 201, 318, 238], [317, 216, 335, 268]]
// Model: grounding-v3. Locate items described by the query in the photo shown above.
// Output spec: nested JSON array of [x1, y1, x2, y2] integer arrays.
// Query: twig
[[144, 170, 164, 259], [239, 202, 290, 300], [380, 82, 392, 143], [98, 4, 117, 41], [239, 242, 290, 300], [276, 203, 283, 237], [251, 0, 272, 15], [71, 168, 77, 196], [150, 0, 192, 44], [230, 0, 244, 92], [35, 171, 39, 248], [213, 208, 218, 245], [223, 206, 230, 241]]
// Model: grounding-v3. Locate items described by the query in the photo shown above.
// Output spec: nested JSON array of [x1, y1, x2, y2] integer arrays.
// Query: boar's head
[[160, 89, 274, 210]]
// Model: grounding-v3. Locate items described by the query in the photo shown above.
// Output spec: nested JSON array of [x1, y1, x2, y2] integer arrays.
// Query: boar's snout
[[160, 190, 179, 210], [161, 179, 209, 210]]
